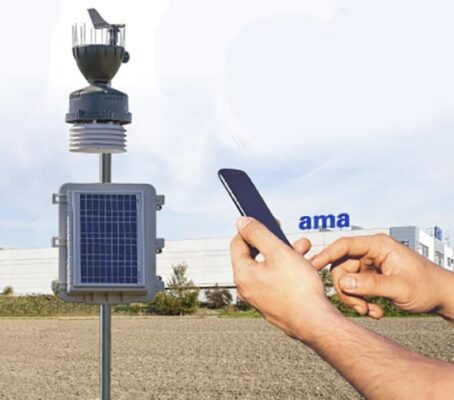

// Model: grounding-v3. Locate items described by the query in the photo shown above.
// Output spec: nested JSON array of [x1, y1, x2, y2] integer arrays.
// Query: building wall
[[418, 230, 435, 261], [0, 248, 58, 295], [390, 226, 419, 250], [444, 246, 454, 271], [0, 226, 451, 295], [388, 226, 453, 272]]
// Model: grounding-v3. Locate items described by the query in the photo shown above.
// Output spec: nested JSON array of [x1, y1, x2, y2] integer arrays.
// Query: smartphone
[[218, 168, 291, 255]]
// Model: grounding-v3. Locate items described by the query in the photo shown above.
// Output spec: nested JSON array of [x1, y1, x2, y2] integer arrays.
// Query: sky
[[1, 0, 454, 248]]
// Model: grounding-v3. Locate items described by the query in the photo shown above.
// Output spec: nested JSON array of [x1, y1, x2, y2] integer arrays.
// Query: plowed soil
[[0, 317, 452, 399]]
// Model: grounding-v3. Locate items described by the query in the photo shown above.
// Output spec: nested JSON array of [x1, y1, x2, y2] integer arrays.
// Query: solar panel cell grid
[[79, 193, 139, 284]]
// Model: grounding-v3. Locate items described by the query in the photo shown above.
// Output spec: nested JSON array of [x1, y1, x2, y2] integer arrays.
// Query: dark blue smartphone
[[218, 169, 291, 254]]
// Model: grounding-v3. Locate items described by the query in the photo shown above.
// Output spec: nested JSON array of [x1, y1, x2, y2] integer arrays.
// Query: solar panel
[[78, 193, 139, 285], [54, 183, 165, 303]]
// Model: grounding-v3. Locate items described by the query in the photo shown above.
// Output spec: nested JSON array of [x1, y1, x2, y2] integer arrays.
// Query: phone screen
[[218, 168, 291, 247]]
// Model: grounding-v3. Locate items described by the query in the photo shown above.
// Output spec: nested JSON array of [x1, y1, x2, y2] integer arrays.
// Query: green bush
[[218, 298, 259, 317], [2, 286, 14, 296], [321, 268, 420, 317], [235, 299, 252, 311], [328, 294, 421, 317], [205, 284, 232, 309], [320, 268, 334, 294], [113, 303, 144, 315], [146, 263, 199, 316]]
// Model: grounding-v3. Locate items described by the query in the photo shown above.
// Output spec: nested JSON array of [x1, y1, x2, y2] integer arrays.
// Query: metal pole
[[100, 153, 112, 183], [100, 153, 111, 400]]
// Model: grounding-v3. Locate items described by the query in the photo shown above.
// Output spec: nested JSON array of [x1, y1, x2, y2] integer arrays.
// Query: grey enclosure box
[[53, 183, 165, 304]]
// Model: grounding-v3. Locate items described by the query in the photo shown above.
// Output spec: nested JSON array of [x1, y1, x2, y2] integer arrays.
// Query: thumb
[[236, 217, 287, 260], [339, 273, 398, 299]]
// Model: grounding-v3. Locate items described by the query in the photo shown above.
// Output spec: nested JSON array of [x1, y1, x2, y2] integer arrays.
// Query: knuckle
[[268, 245, 290, 262], [373, 233, 391, 244], [233, 262, 254, 286], [332, 237, 350, 255], [241, 219, 259, 237], [368, 273, 378, 290], [334, 237, 348, 249]]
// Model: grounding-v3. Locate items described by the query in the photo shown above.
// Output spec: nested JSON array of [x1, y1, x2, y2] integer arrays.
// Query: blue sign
[[434, 226, 443, 241], [299, 213, 350, 231]]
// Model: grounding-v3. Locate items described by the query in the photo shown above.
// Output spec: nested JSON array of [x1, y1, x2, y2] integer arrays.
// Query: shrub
[[328, 294, 419, 317], [320, 268, 334, 295], [2, 286, 13, 296], [113, 303, 144, 315], [146, 263, 199, 316], [205, 284, 232, 309], [235, 299, 252, 311]]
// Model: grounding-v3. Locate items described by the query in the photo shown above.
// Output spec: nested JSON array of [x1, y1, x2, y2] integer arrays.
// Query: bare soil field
[[0, 317, 452, 400]]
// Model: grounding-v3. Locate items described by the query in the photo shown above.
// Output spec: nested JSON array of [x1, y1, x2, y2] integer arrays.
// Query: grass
[[0, 295, 259, 318], [0, 294, 430, 318], [0, 295, 98, 317], [218, 308, 262, 318]]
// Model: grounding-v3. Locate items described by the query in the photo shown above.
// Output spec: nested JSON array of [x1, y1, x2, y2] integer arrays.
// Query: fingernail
[[340, 275, 357, 290], [237, 217, 252, 230]]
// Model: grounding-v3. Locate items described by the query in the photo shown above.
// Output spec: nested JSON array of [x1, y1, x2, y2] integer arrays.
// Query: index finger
[[311, 236, 374, 270]]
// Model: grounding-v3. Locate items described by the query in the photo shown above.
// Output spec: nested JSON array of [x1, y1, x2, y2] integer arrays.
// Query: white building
[[0, 226, 452, 295]]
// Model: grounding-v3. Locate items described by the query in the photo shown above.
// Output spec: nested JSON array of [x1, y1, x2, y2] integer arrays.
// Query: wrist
[[291, 299, 344, 344], [433, 267, 454, 325]]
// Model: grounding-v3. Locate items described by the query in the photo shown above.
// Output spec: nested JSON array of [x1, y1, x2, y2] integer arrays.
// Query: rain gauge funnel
[[66, 9, 131, 153]]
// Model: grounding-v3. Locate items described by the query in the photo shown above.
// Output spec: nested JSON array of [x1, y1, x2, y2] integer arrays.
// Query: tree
[[2, 286, 13, 296], [205, 284, 232, 309], [147, 263, 199, 315]]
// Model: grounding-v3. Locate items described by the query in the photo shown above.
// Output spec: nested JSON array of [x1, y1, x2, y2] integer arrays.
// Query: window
[[435, 251, 444, 267], [447, 258, 454, 268], [418, 243, 429, 258]]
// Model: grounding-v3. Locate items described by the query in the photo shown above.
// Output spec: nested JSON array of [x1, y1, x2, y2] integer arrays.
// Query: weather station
[[52, 9, 165, 400]]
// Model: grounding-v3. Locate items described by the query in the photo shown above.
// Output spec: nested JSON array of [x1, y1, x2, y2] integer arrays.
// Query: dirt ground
[[0, 317, 452, 400]]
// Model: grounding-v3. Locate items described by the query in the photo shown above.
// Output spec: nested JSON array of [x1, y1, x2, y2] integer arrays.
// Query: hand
[[311, 234, 454, 322], [231, 217, 338, 341]]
